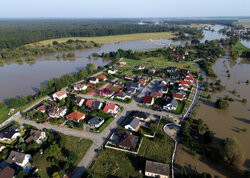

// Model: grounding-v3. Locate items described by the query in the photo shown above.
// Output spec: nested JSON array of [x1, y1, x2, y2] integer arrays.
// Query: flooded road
[[196, 56, 250, 170]]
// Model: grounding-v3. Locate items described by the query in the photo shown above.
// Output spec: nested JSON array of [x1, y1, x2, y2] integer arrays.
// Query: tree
[[224, 137, 245, 167], [198, 119, 207, 135], [207, 94, 211, 100], [242, 99, 247, 103], [60, 98, 66, 106], [215, 98, 229, 109], [86, 63, 97, 74], [45, 144, 61, 157], [52, 41, 59, 46]]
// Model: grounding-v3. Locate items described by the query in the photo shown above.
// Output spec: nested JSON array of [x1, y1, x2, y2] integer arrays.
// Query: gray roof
[[145, 160, 169, 176], [0, 125, 18, 139], [6, 151, 27, 164], [133, 111, 149, 119], [170, 99, 178, 108], [87, 117, 104, 126], [127, 118, 140, 130]]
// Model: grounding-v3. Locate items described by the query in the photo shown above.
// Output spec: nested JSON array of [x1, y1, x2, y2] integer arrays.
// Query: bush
[[215, 98, 229, 109]]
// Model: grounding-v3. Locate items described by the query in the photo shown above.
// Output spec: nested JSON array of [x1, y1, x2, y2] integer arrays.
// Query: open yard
[[234, 41, 249, 54], [0, 106, 10, 124], [32, 134, 93, 178], [31, 32, 174, 46]]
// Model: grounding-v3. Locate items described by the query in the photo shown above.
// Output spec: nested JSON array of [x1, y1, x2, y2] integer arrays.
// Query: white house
[[6, 151, 32, 168], [0, 125, 21, 142], [163, 99, 178, 111], [48, 106, 67, 118], [52, 90, 67, 101], [89, 77, 99, 84], [145, 160, 169, 178], [73, 84, 88, 91], [25, 130, 46, 144], [103, 103, 119, 114], [125, 118, 141, 132]]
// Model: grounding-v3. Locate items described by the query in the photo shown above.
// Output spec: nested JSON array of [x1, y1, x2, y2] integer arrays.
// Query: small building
[[133, 111, 150, 122], [148, 67, 156, 74], [48, 106, 67, 118], [73, 84, 88, 91], [103, 103, 119, 114], [178, 84, 189, 91], [179, 69, 189, 75], [95, 75, 107, 81], [0, 125, 20, 142], [158, 86, 169, 94], [124, 75, 136, 81], [52, 90, 67, 101], [169, 73, 180, 79], [91, 100, 103, 110], [113, 130, 139, 150], [125, 118, 141, 132], [130, 82, 142, 90], [66, 112, 85, 123], [143, 96, 154, 106], [127, 87, 137, 95], [75, 96, 85, 107], [37, 103, 51, 113], [89, 77, 99, 84], [118, 61, 126, 66], [145, 160, 169, 178], [0, 166, 15, 178], [87, 117, 105, 128], [179, 80, 190, 88], [115, 91, 131, 100], [173, 93, 185, 101], [96, 88, 115, 98], [108, 67, 118, 74], [137, 64, 146, 70], [150, 91, 163, 98], [139, 79, 147, 86], [25, 129, 46, 144], [163, 99, 178, 111], [6, 151, 32, 168]]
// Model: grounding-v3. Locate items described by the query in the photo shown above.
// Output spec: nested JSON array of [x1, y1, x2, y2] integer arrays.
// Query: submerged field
[[32, 32, 174, 46]]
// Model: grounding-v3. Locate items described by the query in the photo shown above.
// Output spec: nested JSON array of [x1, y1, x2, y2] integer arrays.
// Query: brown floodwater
[[196, 56, 250, 171]]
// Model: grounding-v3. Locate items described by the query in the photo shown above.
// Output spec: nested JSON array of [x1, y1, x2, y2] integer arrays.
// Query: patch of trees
[[163, 19, 236, 26], [0, 40, 99, 60], [215, 98, 229, 109]]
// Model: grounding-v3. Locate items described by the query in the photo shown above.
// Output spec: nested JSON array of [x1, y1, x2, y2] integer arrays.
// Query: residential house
[[129, 82, 142, 91], [73, 84, 88, 91], [145, 160, 169, 178], [173, 93, 185, 101], [52, 90, 67, 101], [137, 64, 146, 70], [0, 125, 20, 142], [103, 103, 119, 114], [158, 86, 169, 94], [139, 79, 147, 86], [25, 129, 46, 144], [163, 99, 178, 111], [0, 166, 15, 178], [118, 61, 126, 66], [124, 75, 136, 81], [184, 73, 198, 84], [179, 80, 191, 88], [170, 54, 185, 59], [150, 91, 163, 98], [66, 111, 85, 123], [87, 117, 104, 128], [91, 100, 103, 110], [169, 73, 180, 79], [96, 88, 115, 97], [6, 151, 32, 168], [138, 76, 151, 82], [166, 67, 177, 73], [48, 106, 67, 118], [108, 67, 118, 74], [95, 75, 107, 81], [178, 84, 189, 91], [143, 96, 154, 106], [75, 96, 85, 107], [148, 67, 156, 74], [125, 118, 141, 132], [133, 111, 150, 122], [113, 130, 139, 150], [179, 69, 189, 75], [184, 51, 189, 55], [37, 103, 51, 113], [115, 91, 131, 100], [127, 87, 137, 95], [89, 77, 99, 84], [85, 99, 94, 109]]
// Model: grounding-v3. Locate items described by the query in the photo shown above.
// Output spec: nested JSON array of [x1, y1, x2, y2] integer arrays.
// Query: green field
[[0, 106, 11, 124], [234, 41, 249, 54], [32, 134, 92, 178], [31, 32, 174, 46]]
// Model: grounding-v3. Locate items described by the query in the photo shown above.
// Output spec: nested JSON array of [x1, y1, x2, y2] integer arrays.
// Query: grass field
[[122, 57, 199, 72], [32, 134, 92, 178], [171, 101, 186, 115], [234, 41, 249, 54], [31, 32, 174, 46], [0, 106, 11, 124]]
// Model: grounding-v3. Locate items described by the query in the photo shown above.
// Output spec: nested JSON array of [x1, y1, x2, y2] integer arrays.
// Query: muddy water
[[196, 56, 250, 171]]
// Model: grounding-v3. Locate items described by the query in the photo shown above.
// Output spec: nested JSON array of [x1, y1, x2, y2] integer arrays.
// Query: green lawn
[[138, 118, 174, 164], [171, 101, 186, 115], [32, 134, 93, 178], [88, 149, 144, 178], [234, 41, 249, 54], [0, 106, 11, 124]]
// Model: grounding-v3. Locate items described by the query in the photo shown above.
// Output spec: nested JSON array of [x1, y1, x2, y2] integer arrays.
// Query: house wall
[[145, 171, 168, 178]]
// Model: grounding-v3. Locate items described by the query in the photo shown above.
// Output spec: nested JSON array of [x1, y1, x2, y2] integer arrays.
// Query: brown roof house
[[145, 160, 169, 178], [143, 96, 154, 106], [25, 129, 46, 144], [52, 90, 67, 101], [0, 166, 15, 178], [6, 151, 32, 168]]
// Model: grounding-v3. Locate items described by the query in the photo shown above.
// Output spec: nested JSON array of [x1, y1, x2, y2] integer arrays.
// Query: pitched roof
[[75, 96, 84, 104], [95, 75, 107, 80], [103, 103, 116, 113], [54, 90, 66, 97], [0, 125, 18, 139], [66, 112, 85, 121], [145, 160, 169, 176], [133, 111, 149, 119], [37, 103, 51, 112], [179, 80, 190, 85], [0, 166, 15, 178], [143, 96, 153, 104], [117, 130, 139, 149], [173, 93, 185, 100], [150, 91, 163, 97], [87, 117, 104, 126], [6, 151, 27, 164], [25, 129, 42, 143], [170, 99, 178, 108], [85, 99, 93, 108], [127, 118, 140, 130]]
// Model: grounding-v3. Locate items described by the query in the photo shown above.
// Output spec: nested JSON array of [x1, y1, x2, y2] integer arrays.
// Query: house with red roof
[[95, 75, 107, 81], [143, 96, 154, 106], [139, 79, 147, 86], [96, 88, 115, 98], [170, 54, 185, 59], [85, 99, 94, 109], [179, 80, 191, 88], [103, 103, 119, 114], [52, 90, 67, 101], [66, 111, 85, 123], [150, 91, 163, 98], [118, 61, 127, 66], [173, 93, 185, 101], [184, 73, 198, 83]]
